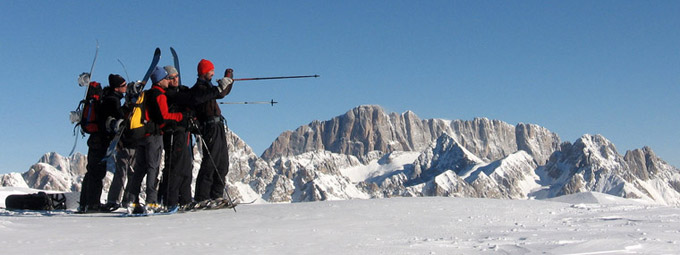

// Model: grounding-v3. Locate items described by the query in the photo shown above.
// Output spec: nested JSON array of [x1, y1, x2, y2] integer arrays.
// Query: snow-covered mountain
[[262, 105, 560, 165], [539, 134, 680, 204], [3, 105, 680, 205]]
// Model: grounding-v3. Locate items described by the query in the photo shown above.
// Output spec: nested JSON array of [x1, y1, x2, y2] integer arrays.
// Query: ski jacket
[[190, 78, 229, 123], [144, 85, 184, 135], [166, 85, 194, 113], [97, 87, 125, 137], [165, 85, 195, 132], [100, 88, 126, 120]]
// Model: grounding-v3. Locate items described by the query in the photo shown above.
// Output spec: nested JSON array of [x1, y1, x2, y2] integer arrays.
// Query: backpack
[[125, 91, 147, 140], [77, 81, 103, 134]]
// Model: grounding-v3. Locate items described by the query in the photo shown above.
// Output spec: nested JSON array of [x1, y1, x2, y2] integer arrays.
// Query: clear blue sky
[[1, 1, 678, 174]]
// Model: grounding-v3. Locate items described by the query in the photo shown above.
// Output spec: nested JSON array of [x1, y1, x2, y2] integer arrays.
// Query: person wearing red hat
[[190, 59, 233, 208]]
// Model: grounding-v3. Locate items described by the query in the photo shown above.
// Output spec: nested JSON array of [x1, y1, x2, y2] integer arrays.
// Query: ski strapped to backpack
[[170, 47, 182, 85], [68, 41, 100, 156]]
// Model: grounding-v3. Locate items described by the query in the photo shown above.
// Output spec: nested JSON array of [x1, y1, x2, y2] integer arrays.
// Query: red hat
[[198, 59, 214, 75]]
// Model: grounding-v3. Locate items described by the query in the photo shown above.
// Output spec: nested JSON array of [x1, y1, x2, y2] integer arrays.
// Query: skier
[[101, 79, 138, 212], [124, 66, 185, 214], [158, 65, 195, 211], [190, 59, 233, 207], [78, 74, 127, 213]]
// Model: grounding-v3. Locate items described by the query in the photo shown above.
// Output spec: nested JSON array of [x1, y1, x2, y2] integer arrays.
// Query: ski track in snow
[[1, 195, 679, 254]]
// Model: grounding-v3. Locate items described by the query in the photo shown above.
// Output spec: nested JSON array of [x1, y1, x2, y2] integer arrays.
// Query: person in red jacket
[[124, 66, 184, 214]]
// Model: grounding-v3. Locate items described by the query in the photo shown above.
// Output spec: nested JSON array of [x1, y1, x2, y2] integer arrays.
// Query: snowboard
[[5, 192, 67, 211]]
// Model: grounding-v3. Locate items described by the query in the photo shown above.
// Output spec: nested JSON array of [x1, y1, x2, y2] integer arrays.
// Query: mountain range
[[2, 105, 679, 205]]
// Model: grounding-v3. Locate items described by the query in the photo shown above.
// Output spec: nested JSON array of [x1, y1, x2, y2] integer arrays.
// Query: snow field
[[1, 193, 679, 254]]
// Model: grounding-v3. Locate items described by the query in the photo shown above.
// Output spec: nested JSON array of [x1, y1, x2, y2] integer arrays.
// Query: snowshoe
[[145, 203, 161, 213], [75, 203, 103, 214], [100, 202, 120, 213], [127, 203, 146, 214]]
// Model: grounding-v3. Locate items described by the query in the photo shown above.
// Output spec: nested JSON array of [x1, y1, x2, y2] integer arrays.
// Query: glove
[[217, 77, 233, 94], [186, 113, 200, 133], [180, 111, 196, 130]]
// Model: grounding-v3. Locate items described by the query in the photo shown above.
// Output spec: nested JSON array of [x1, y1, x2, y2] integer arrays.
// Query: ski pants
[[159, 129, 194, 207], [194, 122, 229, 202], [125, 135, 162, 204], [80, 134, 110, 207], [106, 145, 135, 205]]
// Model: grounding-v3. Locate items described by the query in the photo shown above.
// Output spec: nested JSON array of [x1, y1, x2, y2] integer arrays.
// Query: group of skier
[[77, 58, 234, 214]]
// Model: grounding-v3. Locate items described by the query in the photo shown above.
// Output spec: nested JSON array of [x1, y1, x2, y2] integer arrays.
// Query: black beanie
[[108, 74, 126, 88]]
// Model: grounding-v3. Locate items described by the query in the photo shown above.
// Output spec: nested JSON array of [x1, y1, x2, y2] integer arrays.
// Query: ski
[[104, 48, 161, 161], [69, 41, 100, 156], [170, 47, 181, 85]]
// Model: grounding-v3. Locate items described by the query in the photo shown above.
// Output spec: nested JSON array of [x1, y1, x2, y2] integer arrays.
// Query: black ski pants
[[194, 122, 229, 202], [80, 133, 110, 208], [159, 129, 193, 207]]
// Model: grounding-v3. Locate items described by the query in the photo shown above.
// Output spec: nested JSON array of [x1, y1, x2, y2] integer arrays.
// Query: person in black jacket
[[101, 75, 137, 212], [124, 66, 184, 214], [78, 74, 127, 213], [191, 59, 233, 207], [158, 65, 195, 211]]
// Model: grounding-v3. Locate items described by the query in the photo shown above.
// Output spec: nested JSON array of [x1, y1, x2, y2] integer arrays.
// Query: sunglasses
[[166, 75, 178, 80]]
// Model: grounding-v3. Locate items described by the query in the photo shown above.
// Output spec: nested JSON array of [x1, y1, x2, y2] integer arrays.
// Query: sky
[[0, 0, 678, 174]]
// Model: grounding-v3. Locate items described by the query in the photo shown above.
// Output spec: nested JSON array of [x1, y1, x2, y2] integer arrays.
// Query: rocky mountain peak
[[262, 106, 561, 168]]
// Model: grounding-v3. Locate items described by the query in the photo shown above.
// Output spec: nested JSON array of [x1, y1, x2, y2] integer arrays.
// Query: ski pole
[[117, 59, 131, 82], [219, 99, 278, 106], [191, 119, 237, 212], [233, 74, 319, 82]]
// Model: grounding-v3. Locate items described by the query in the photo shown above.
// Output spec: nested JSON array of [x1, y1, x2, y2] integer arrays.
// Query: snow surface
[[341, 151, 421, 183], [1, 189, 679, 254]]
